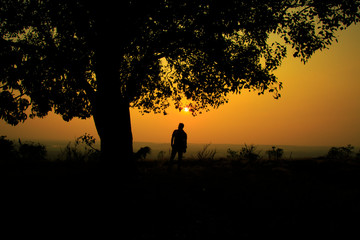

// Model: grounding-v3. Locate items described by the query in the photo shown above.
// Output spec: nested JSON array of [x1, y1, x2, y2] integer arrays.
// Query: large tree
[[1, 0, 359, 165]]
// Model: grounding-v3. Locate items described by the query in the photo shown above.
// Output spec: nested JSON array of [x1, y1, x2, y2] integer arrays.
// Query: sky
[[1, 24, 360, 147]]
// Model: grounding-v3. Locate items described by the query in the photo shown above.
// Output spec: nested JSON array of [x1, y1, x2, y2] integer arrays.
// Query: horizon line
[[6, 137, 358, 148]]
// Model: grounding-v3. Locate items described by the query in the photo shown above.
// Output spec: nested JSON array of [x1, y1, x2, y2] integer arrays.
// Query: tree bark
[[93, 36, 134, 172], [93, 96, 133, 165]]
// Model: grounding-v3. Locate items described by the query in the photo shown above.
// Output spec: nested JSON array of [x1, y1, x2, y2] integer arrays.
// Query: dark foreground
[[2, 159, 360, 238]]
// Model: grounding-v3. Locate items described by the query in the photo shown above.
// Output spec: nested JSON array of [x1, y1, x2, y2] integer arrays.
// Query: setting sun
[[183, 107, 190, 112]]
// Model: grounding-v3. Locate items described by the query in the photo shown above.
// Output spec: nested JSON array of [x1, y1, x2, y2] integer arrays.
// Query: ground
[[2, 158, 360, 238]]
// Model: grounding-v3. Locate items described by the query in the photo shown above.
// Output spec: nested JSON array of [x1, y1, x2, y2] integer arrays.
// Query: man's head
[[178, 123, 184, 130]]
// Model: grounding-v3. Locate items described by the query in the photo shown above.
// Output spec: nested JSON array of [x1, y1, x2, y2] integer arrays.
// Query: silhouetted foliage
[[157, 150, 166, 161], [59, 134, 100, 162], [0, 136, 17, 161], [197, 144, 217, 161], [0, 136, 48, 163], [327, 144, 354, 160], [266, 146, 284, 160], [227, 144, 261, 161], [356, 150, 360, 160], [59, 142, 86, 163], [1, 0, 359, 161], [75, 133, 100, 153], [18, 139, 47, 162]]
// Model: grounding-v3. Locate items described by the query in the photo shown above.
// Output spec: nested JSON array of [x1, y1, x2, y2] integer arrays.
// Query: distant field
[[7, 138, 358, 161], [38, 139, 341, 160], [132, 142, 335, 160]]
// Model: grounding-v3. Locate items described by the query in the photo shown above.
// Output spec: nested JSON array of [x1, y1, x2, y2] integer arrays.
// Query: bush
[[58, 133, 100, 162], [1, 137, 48, 163], [266, 146, 284, 161], [227, 144, 261, 161], [227, 148, 239, 160], [356, 151, 360, 160], [59, 142, 86, 162], [197, 144, 217, 161], [0, 136, 17, 162], [157, 151, 166, 161], [327, 144, 354, 160], [18, 140, 47, 162]]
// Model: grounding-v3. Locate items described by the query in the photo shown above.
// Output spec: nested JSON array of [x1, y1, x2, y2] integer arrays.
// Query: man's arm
[[184, 133, 187, 149], [171, 131, 175, 146]]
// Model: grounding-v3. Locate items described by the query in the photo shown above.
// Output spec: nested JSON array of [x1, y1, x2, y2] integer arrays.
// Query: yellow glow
[[183, 107, 190, 112]]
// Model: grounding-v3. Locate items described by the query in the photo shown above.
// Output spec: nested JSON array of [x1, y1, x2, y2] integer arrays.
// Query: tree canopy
[[1, 1, 359, 142]]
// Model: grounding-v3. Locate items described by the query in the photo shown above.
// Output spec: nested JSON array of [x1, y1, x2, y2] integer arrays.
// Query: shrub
[[227, 144, 261, 161], [1, 136, 48, 163], [266, 146, 284, 161], [58, 133, 100, 162], [197, 144, 217, 161], [240, 144, 261, 161], [327, 144, 354, 160], [59, 142, 86, 162], [157, 151, 166, 161], [356, 151, 360, 160], [75, 133, 99, 153], [18, 140, 47, 162], [227, 148, 240, 160], [0, 136, 17, 162]]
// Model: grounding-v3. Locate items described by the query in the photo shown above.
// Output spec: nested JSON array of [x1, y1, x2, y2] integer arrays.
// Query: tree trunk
[[93, 97, 134, 165], [93, 36, 134, 172]]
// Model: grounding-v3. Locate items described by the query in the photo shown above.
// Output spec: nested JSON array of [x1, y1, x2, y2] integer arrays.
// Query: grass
[[2, 135, 360, 237], [2, 140, 360, 237], [2, 156, 360, 238]]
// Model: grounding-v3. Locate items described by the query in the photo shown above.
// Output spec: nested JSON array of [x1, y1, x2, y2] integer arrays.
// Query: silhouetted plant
[[327, 144, 354, 160], [266, 146, 284, 161], [240, 144, 262, 162], [76, 133, 100, 152], [356, 150, 360, 160], [0, 136, 17, 162], [59, 134, 100, 162], [227, 148, 240, 160], [197, 144, 217, 161], [59, 142, 85, 162], [1, 1, 359, 164], [157, 151, 166, 161], [18, 139, 47, 162], [227, 144, 261, 162]]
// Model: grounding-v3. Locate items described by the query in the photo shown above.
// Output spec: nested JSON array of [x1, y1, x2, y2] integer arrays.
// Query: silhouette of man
[[170, 123, 187, 166]]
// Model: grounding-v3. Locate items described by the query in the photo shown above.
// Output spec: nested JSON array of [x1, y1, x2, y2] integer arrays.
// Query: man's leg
[[177, 151, 183, 170], [170, 147, 177, 162], [168, 147, 177, 171]]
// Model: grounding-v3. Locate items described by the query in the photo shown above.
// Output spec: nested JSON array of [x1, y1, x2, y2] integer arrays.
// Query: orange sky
[[1, 25, 360, 146]]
